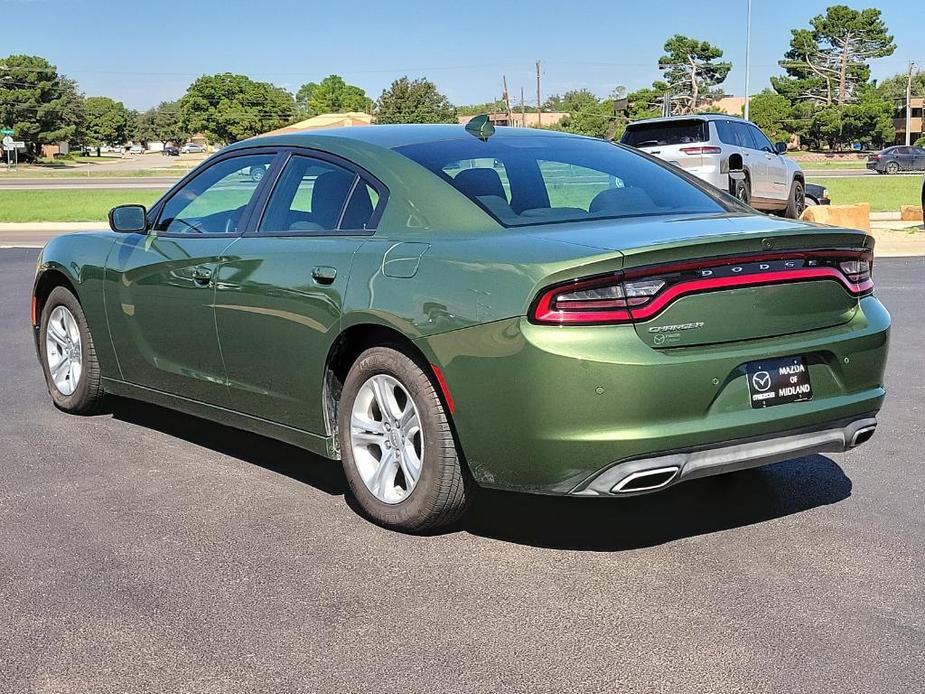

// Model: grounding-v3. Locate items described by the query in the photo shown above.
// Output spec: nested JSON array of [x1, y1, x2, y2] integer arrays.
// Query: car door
[[105, 149, 279, 404], [749, 124, 789, 201], [911, 147, 925, 171], [730, 122, 767, 199], [212, 150, 386, 433]]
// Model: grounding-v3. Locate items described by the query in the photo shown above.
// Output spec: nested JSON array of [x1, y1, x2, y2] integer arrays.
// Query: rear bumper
[[571, 415, 877, 496], [424, 295, 890, 495]]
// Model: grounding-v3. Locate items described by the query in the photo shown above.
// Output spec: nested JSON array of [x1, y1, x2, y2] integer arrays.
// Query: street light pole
[[744, 0, 753, 121], [906, 61, 917, 146]]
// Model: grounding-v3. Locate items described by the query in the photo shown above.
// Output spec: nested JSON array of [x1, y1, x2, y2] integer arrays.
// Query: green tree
[[296, 75, 371, 117], [876, 70, 925, 101], [374, 77, 456, 124], [82, 96, 129, 154], [456, 99, 507, 116], [544, 90, 622, 139], [747, 90, 793, 142], [773, 6, 895, 107], [625, 81, 670, 121], [0, 55, 83, 158], [135, 101, 188, 147], [658, 35, 731, 114], [179, 73, 295, 144]]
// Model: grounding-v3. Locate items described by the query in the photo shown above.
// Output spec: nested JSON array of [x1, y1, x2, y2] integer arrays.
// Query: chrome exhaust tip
[[850, 425, 876, 447], [611, 466, 680, 494]]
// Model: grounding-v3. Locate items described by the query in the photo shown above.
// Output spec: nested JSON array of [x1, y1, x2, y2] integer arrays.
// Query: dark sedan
[[162, 145, 180, 157], [867, 145, 925, 174]]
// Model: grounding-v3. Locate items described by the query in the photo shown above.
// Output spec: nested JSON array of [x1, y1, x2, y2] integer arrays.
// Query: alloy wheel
[[350, 374, 424, 504], [45, 305, 83, 396]]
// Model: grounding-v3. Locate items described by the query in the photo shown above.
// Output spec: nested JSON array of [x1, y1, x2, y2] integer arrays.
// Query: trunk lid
[[525, 213, 872, 348]]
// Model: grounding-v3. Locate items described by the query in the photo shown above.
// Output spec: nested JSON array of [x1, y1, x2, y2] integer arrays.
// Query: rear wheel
[[885, 161, 900, 175], [39, 286, 104, 414], [733, 177, 751, 206], [337, 347, 470, 532], [785, 179, 805, 219]]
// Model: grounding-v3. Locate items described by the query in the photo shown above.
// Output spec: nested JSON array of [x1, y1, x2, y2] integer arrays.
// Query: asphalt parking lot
[[1, 248, 923, 693]]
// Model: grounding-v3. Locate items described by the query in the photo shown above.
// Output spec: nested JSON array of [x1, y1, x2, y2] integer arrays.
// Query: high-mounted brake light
[[530, 249, 874, 326], [680, 146, 722, 155]]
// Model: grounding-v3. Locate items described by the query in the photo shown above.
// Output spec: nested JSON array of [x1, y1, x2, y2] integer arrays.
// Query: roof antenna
[[465, 114, 495, 141]]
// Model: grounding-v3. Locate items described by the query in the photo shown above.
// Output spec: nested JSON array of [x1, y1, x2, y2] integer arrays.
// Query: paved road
[[1, 249, 923, 693], [0, 176, 177, 191]]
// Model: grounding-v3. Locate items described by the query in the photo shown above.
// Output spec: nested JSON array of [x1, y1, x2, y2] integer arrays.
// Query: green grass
[[793, 159, 868, 170], [0, 189, 164, 223], [807, 175, 922, 212], [0, 166, 193, 178]]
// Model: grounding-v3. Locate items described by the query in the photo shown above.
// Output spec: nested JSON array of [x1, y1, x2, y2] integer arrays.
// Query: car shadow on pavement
[[108, 397, 347, 496], [106, 397, 851, 551], [461, 456, 852, 551]]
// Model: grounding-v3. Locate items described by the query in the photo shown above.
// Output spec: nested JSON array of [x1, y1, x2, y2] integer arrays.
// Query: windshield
[[394, 135, 726, 227], [620, 120, 709, 148]]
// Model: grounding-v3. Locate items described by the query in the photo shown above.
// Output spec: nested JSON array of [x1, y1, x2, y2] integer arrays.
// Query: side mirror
[[775, 141, 788, 155], [109, 204, 148, 233]]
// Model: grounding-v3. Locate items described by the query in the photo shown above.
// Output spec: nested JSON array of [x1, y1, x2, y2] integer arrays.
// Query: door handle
[[311, 266, 337, 284], [192, 265, 214, 286]]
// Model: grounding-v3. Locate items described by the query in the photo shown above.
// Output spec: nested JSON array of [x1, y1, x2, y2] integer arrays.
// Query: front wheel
[[785, 180, 805, 219], [39, 286, 104, 414], [338, 347, 470, 532]]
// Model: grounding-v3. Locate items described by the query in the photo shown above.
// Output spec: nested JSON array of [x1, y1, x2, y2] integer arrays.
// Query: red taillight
[[530, 249, 874, 326], [679, 146, 722, 155], [31, 295, 38, 327]]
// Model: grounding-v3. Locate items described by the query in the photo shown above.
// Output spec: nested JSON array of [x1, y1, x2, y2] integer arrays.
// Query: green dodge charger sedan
[[32, 123, 890, 531]]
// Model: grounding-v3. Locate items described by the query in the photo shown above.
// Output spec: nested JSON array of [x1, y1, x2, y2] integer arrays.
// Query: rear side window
[[621, 120, 707, 147], [259, 155, 378, 233]]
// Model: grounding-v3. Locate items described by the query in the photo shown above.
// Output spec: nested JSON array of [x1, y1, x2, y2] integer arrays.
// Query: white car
[[621, 114, 806, 218], [180, 143, 205, 154], [128, 144, 144, 155]]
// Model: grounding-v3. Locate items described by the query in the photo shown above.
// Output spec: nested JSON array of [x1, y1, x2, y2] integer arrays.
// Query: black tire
[[733, 176, 751, 206], [39, 286, 104, 414], [337, 347, 470, 532], [785, 179, 806, 219], [885, 161, 900, 175]]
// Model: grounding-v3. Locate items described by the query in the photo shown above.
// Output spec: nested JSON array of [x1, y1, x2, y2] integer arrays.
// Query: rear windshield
[[620, 120, 708, 148], [394, 135, 725, 227]]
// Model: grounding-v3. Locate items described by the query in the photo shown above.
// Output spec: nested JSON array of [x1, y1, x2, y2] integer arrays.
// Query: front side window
[[748, 125, 775, 153], [259, 155, 377, 233], [395, 135, 727, 227], [155, 154, 275, 234]]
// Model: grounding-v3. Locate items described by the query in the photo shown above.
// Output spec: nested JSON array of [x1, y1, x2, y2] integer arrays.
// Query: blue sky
[[4, 0, 923, 109]]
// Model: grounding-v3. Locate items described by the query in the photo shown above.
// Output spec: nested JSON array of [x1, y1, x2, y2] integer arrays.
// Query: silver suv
[[621, 115, 805, 218]]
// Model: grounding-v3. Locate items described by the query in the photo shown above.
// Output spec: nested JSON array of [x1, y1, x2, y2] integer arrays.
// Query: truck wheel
[[785, 180, 805, 219], [733, 177, 751, 206]]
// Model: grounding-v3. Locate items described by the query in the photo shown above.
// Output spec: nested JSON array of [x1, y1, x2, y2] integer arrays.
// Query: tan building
[[707, 96, 747, 116], [894, 97, 924, 144], [260, 112, 373, 137], [457, 111, 569, 128]]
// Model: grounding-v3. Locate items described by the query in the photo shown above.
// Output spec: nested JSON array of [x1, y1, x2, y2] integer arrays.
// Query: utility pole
[[521, 87, 526, 127], [502, 74, 512, 125], [906, 61, 917, 146], [536, 61, 542, 128], [744, 0, 753, 120]]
